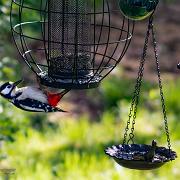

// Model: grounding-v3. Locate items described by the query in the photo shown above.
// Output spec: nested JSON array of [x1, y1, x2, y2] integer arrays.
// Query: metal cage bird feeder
[[10, 0, 134, 89]]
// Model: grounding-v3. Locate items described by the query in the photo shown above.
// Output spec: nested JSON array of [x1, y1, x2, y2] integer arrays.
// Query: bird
[[0, 80, 70, 113], [145, 140, 157, 162]]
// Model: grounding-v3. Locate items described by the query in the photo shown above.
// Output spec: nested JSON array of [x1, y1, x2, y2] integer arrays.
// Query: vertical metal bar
[[99, 16, 125, 75], [40, 0, 49, 65], [92, 0, 96, 73], [73, 0, 79, 82], [47, 0, 51, 74], [19, 0, 40, 73], [101, 20, 135, 81], [66, 0, 69, 55], [62, 0, 65, 56], [10, 1, 36, 73], [88, 0, 111, 83], [93, 0, 105, 74], [20, 0, 42, 72]]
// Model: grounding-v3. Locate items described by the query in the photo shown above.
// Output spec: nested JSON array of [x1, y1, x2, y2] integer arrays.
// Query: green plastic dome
[[119, 0, 159, 21]]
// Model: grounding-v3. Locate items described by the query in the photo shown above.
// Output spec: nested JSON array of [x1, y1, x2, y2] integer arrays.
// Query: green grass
[[0, 103, 179, 180], [0, 72, 179, 180]]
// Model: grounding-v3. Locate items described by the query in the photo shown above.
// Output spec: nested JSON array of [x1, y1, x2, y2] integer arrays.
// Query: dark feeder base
[[105, 143, 177, 170], [38, 71, 101, 89], [38, 54, 102, 89]]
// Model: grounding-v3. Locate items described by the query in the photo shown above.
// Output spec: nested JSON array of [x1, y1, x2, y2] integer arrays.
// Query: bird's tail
[[57, 89, 71, 97], [53, 107, 68, 113]]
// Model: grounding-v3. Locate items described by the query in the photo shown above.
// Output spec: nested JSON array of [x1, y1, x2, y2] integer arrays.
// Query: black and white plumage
[[0, 80, 66, 113], [11, 98, 64, 112]]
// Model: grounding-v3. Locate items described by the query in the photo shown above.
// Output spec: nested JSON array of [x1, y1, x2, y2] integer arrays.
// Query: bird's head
[[152, 140, 157, 147], [0, 80, 23, 100]]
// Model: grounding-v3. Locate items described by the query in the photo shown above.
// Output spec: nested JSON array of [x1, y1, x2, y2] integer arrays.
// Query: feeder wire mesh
[[10, 0, 135, 89]]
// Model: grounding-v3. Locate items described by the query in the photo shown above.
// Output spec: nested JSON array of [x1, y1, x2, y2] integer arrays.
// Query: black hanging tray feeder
[[105, 143, 177, 170], [104, 14, 178, 171]]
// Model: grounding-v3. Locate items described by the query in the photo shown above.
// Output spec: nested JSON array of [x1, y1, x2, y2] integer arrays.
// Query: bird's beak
[[13, 79, 23, 87]]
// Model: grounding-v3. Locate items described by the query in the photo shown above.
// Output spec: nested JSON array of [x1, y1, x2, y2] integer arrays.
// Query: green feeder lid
[[118, 0, 159, 20]]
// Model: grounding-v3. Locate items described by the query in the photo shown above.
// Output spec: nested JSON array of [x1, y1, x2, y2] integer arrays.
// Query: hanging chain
[[123, 14, 172, 151], [151, 19, 172, 151], [123, 17, 152, 145]]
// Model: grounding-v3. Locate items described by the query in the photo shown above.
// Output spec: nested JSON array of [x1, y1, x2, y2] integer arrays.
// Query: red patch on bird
[[47, 93, 62, 107]]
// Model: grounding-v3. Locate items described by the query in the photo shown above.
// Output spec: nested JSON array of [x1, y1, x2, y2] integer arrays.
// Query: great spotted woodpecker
[[0, 80, 70, 113]]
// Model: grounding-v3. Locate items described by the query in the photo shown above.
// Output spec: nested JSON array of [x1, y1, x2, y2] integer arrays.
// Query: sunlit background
[[0, 0, 180, 179]]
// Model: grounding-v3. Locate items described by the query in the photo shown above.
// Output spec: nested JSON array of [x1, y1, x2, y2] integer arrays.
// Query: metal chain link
[[123, 17, 152, 144], [123, 14, 172, 151], [151, 19, 172, 151]]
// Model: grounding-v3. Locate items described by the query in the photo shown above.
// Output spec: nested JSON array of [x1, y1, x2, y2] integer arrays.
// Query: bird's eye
[[7, 85, 12, 88]]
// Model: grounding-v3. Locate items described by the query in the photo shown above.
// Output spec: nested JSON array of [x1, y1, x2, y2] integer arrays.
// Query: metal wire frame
[[10, 0, 135, 89]]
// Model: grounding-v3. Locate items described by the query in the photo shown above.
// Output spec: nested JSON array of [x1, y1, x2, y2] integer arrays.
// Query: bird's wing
[[17, 87, 48, 103], [57, 89, 71, 97], [13, 98, 66, 112]]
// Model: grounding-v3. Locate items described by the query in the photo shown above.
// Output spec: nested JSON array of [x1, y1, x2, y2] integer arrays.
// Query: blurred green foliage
[[0, 0, 179, 179], [2, 100, 180, 180]]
